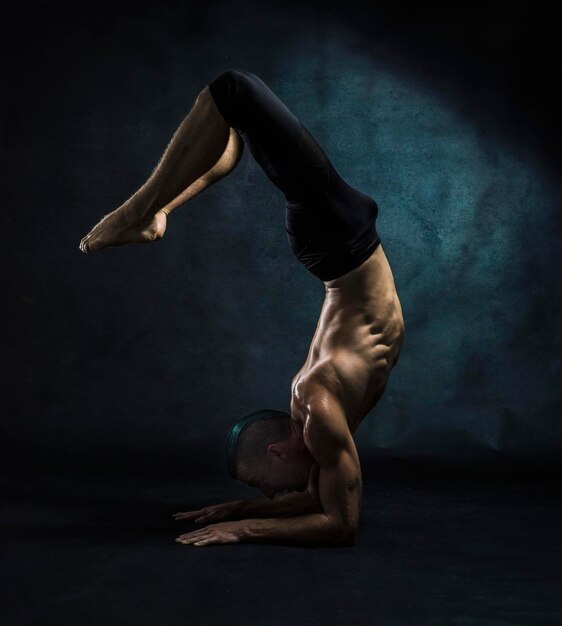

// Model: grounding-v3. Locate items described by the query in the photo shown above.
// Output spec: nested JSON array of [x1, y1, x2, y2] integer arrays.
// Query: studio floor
[[3, 465, 561, 625]]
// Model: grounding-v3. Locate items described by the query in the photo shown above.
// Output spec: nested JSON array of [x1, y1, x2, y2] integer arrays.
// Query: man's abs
[[291, 245, 405, 433]]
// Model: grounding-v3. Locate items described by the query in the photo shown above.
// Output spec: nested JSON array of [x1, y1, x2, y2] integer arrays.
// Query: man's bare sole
[[79, 205, 168, 253]]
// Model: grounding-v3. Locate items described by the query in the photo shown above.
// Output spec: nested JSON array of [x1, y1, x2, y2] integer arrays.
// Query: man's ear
[[267, 443, 288, 459]]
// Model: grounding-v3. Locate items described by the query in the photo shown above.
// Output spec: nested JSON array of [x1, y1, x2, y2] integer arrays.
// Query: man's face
[[238, 449, 312, 499]]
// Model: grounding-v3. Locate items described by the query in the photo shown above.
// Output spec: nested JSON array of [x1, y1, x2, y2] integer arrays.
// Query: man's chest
[[290, 355, 383, 433]]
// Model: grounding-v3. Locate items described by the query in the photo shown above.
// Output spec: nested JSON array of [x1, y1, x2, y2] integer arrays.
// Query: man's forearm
[[235, 490, 322, 519], [241, 513, 355, 546]]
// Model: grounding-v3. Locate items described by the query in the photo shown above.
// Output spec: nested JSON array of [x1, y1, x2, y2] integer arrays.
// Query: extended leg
[[79, 85, 242, 253]]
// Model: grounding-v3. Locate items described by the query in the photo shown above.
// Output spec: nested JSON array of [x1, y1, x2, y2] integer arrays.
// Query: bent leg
[[158, 126, 244, 217], [207, 70, 305, 195], [80, 85, 239, 253]]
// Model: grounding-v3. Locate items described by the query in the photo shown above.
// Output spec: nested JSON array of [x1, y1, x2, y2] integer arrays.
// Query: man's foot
[[79, 205, 167, 253]]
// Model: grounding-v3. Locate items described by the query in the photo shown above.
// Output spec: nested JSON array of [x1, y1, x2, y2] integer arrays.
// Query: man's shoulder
[[301, 391, 352, 465]]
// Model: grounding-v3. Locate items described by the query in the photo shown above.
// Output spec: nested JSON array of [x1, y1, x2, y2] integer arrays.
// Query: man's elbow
[[328, 520, 357, 546], [339, 525, 357, 546]]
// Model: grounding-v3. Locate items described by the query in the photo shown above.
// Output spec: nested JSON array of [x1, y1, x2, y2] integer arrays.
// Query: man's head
[[226, 409, 315, 498]]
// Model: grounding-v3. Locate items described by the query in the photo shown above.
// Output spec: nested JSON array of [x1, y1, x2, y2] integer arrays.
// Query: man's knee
[[208, 69, 258, 128], [213, 68, 255, 91]]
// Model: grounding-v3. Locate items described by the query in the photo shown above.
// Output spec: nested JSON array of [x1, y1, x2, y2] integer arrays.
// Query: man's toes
[[84, 237, 96, 253], [82, 228, 101, 252], [87, 239, 99, 252], [80, 233, 91, 251]]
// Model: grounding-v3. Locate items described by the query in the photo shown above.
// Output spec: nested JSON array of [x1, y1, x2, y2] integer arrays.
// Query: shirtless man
[[80, 70, 405, 547]]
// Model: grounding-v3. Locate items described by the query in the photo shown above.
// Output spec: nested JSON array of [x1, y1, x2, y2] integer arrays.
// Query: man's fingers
[[176, 535, 207, 544], [177, 527, 209, 538], [195, 512, 223, 523], [176, 529, 210, 544], [173, 510, 204, 520], [176, 537, 211, 546], [173, 507, 224, 522], [193, 537, 212, 548], [175, 532, 219, 547]]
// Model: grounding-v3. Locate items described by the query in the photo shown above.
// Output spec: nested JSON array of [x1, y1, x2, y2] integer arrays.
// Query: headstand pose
[[80, 70, 405, 547]]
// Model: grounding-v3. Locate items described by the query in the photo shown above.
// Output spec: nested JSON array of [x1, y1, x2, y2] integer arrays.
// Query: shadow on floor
[[2, 463, 562, 625]]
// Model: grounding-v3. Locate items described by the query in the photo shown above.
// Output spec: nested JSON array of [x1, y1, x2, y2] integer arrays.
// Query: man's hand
[[176, 520, 249, 547], [173, 489, 322, 524], [173, 500, 243, 524]]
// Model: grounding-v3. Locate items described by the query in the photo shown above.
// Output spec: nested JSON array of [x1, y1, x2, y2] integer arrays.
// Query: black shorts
[[208, 69, 381, 281]]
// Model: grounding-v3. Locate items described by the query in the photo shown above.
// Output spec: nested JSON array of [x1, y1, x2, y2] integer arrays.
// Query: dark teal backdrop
[[3, 1, 561, 480]]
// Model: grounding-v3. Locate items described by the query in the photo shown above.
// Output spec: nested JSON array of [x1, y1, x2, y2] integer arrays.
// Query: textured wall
[[3, 1, 561, 476]]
